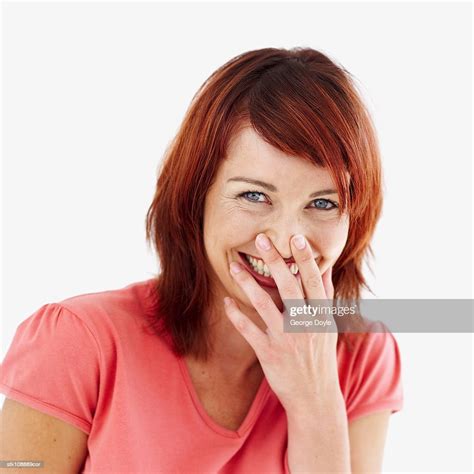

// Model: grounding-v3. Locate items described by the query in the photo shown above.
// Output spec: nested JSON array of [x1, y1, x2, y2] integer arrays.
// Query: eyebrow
[[226, 176, 338, 198]]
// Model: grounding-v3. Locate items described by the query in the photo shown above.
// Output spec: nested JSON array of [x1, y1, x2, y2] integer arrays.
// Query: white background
[[1, 1, 473, 472]]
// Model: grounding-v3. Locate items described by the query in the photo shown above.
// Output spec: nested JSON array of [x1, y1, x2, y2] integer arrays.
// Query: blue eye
[[238, 191, 267, 203], [237, 191, 338, 211], [310, 198, 338, 210]]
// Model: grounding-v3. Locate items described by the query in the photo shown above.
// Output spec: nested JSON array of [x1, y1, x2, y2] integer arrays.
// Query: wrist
[[284, 384, 346, 423]]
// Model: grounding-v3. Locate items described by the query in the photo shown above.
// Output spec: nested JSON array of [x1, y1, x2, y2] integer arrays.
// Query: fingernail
[[292, 234, 306, 250], [230, 262, 242, 274], [256, 234, 271, 251]]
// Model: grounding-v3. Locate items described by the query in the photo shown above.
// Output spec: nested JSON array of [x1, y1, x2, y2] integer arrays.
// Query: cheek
[[309, 218, 349, 257], [203, 207, 254, 268]]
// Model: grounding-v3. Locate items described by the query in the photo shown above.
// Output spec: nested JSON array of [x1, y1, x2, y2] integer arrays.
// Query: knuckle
[[237, 318, 247, 331], [265, 251, 281, 265], [305, 273, 322, 290], [280, 280, 300, 299], [298, 252, 315, 264], [253, 294, 273, 312], [260, 344, 278, 364]]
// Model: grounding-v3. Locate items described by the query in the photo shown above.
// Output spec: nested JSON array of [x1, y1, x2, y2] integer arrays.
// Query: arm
[[286, 403, 391, 474], [224, 236, 400, 472], [286, 388, 351, 473], [348, 410, 391, 473], [0, 398, 89, 473]]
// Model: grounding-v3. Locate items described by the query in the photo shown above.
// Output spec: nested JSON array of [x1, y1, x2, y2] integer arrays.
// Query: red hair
[[145, 47, 382, 361]]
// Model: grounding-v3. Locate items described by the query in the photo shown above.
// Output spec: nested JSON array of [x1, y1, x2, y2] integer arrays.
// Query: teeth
[[243, 253, 299, 277]]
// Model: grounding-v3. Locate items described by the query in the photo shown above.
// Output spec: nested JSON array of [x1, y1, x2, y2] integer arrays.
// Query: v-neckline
[[177, 355, 271, 439]]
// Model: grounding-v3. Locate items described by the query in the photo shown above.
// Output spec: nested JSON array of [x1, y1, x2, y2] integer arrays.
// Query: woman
[[0, 47, 403, 473]]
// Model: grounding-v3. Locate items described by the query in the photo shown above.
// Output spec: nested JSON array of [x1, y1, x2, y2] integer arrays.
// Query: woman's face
[[203, 126, 350, 322]]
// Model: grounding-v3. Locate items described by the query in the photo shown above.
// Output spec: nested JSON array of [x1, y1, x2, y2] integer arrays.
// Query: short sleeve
[[345, 321, 404, 423], [0, 303, 100, 434]]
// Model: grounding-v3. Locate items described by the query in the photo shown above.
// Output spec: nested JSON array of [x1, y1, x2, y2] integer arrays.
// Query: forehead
[[223, 126, 336, 188]]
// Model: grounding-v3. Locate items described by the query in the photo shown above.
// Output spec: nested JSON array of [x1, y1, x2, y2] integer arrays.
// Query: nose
[[264, 219, 309, 262]]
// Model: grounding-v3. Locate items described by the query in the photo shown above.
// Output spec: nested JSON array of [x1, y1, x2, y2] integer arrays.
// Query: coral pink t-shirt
[[0, 279, 403, 473]]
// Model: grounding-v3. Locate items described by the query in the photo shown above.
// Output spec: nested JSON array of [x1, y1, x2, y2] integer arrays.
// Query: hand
[[224, 233, 340, 413]]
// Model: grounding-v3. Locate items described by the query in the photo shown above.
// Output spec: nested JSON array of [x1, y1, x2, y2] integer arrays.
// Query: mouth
[[237, 251, 301, 289]]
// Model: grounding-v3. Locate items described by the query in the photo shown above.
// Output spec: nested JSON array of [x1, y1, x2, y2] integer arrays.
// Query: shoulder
[[0, 278, 161, 434], [54, 278, 159, 338], [337, 318, 402, 377], [338, 318, 400, 359]]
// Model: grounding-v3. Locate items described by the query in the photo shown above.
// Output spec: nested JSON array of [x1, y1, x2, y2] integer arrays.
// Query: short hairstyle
[[145, 47, 382, 361]]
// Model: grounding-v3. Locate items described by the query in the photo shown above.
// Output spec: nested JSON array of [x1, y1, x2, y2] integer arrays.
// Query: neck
[[199, 295, 265, 379]]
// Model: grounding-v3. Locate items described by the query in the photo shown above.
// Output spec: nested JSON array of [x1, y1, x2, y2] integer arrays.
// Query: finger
[[290, 234, 327, 300], [223, 297, 268, 351], [317, 266, 337, 332], [254, 233, 303, 300], [229, 261, 283, 335], [321, 266, 335, 300]]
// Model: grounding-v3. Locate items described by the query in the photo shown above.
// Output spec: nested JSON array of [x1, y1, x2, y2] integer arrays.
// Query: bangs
[[228, 57, 361, 218]]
